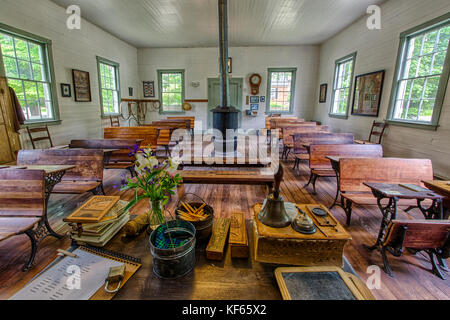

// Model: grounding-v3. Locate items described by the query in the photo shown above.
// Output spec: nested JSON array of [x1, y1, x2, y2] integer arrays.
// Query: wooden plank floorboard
[[0, 160, 449, 300]]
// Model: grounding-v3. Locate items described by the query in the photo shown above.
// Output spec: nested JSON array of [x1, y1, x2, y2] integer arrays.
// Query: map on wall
[[352, 70, 385, 117]]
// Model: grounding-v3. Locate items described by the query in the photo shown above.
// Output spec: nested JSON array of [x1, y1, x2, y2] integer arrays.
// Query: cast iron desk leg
[[366, 194, 398, 252]]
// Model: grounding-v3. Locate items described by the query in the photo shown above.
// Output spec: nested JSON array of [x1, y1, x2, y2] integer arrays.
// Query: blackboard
[[277, 269, 360, 300]]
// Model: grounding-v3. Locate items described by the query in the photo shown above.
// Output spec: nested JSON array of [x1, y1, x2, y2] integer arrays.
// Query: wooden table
[[0, 165, 75, 239], [91, 220, 358, 300], [363, 182, 444, 252]]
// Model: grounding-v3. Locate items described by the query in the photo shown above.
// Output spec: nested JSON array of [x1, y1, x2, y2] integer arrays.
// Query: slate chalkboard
[[282, 272, 356, 300]]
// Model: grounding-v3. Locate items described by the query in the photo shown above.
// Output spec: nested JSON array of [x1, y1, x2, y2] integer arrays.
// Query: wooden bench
[[282, 125, 329, 159], [105, 127, 158, 149], [0, 170, 45, 271], [339, 158, 434, 226], [292, 133, 354, 172], [17, 149, 105, 196], [179, 170, 274, 190], [168, 117, 195, 131], [265, 116, 299, 130], [305, 144, 383, 194], [70, 139, 140, 176]]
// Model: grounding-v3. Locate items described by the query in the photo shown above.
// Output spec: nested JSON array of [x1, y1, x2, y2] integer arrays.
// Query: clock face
[[251, 75, 260, 85]]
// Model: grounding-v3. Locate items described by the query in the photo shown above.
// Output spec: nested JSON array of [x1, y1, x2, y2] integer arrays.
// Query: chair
[[110, 115, 121, 127], [356, 121, 387, 145], [0, 170, 46, 271], [26, 125, 68, 150], [380, 220, 450, 279]]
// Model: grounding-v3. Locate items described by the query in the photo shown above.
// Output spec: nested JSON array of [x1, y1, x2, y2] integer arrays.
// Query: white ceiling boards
[[50, 0, 385, 48]]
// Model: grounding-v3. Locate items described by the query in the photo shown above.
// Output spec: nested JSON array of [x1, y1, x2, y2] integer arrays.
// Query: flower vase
[[147, 200, 165, 234]]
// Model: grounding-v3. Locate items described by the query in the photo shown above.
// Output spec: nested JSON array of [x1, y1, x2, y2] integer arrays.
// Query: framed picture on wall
[[143, 81, 155, 98], [250, 96, 259, 104], [72, 69, 91, 102], [351, 70, 385, 117], [319, 84, 327, 103], [60, 83, 71, 98], [250, 104, 259, 111]]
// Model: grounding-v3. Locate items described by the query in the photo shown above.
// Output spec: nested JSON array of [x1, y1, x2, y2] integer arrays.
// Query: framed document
[[72, 69, 92, 102]]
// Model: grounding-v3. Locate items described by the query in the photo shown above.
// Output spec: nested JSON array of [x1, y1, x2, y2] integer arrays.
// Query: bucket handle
[[176, 193, 210, 210]]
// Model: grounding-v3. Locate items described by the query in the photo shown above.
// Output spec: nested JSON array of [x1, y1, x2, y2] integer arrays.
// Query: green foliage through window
[[98, 58, 120, 116], [159, 70, 184, 113], [392, 23, 450, 123], [1, 32, 54, 122], [330, 53, 356, 117]]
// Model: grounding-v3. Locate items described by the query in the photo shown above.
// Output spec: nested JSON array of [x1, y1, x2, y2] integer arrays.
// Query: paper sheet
[[10, 249, 123, 300]]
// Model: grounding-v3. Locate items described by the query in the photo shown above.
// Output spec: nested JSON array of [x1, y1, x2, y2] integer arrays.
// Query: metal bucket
[[149, 220, 196, 279]]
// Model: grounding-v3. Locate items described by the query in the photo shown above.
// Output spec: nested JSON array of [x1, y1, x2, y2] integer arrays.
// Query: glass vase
[[148, 200, 165, 231]]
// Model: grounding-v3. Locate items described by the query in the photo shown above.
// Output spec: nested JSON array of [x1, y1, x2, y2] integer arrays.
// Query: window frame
[[266, 68, 297, 115], [0, 23, 60, 127], [157, 69, 185, 115], [387, 13, 450, 131], [329, 52, 357, 119], [97, 56, 121, 118]]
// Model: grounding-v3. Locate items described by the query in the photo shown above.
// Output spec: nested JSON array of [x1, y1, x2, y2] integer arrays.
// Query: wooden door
[[0, 50, 21, 164], [207, 78, 243, 129]]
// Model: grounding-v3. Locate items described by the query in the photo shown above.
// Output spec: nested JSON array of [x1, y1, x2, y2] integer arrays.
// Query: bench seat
[[180, 170, 274, 187], [105, 162, 134, 170], [311, 169, 336, 177], [341, 193, 432, 206], [53, 181, 101, 194], [0, 217, 40, 241]]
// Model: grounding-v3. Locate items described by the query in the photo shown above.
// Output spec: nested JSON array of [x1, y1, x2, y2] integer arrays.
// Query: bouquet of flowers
[[119, 145, 182, 235]]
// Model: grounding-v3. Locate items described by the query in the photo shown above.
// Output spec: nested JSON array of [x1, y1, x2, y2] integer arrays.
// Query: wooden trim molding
[[185, 99, 208, 103]]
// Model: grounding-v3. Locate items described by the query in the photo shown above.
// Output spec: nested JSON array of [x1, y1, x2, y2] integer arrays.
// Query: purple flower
[[127, 144, 144, 157]]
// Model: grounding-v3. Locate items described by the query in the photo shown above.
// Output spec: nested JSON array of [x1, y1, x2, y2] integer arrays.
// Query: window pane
[[18, 60, 32, 80], [3, 56, 18, 78], [0, 34, 15, 57], [24, 80, 38, 101], [269, 71, 293, 112], [422, 30, 438, 55], [14, 38, 30, 61], [28, 43, 42, 63], [9, 79, 24, 100], [32, 63, 44, 81]]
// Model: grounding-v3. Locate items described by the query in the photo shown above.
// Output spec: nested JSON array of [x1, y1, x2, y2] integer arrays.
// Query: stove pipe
[[212, 0, 238, 149]]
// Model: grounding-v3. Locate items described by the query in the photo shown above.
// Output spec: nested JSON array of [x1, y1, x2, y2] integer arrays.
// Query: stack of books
[[64, 196, 130, 247]]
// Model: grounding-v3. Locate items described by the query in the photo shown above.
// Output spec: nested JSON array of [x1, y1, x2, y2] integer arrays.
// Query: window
[[330, 52, 356, 119], [0, 24, 59, 124], [267, 68, 297, 114], [388, 14, 450, 130], [158, 69, 185, 113], [97, 56, 120, 116]]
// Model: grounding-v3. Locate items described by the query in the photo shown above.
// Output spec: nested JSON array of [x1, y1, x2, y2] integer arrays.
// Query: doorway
[[207, 78, 243, 129]]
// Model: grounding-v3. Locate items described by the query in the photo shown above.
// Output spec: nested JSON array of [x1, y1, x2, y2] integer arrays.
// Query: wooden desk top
[[423, 180, 450, 197], [109, 220, 283, 300], [364, 183, 444, 200], [0, 165, 76, 175]]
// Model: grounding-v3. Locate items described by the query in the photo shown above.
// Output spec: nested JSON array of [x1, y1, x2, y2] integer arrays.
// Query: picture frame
[[260, 96, 266, 103], [250, 104, 259, 111], [351, 70, 385, 117], [143, 81, 155, 98], [319, 84, 327, 103], [250, 96, 260, 104], [60, 83, 71, 98], [72, 69, 91, 102]]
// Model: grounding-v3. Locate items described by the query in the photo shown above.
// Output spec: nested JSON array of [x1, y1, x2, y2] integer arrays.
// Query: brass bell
[[258, 164, 292, 228]]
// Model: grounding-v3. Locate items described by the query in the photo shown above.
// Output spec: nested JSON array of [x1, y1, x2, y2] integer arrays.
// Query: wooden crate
[[253, 203, 352, 267]]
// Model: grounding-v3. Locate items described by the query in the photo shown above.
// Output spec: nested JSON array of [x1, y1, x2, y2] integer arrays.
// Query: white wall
[[0, 0, 138, 147], [314, 0, 450, 179], [137, 46, 320, 130]]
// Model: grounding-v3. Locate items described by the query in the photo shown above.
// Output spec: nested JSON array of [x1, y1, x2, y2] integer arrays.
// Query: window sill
[[23, 120, 62, 128], [102, 113, 121, 119], [385, 119, 439, 131], [329, 114, 348, 120], [159, 110, 186, 115]]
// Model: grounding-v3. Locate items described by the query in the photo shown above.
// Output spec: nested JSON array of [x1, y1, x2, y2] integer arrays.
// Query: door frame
[[207, 78, 243, 129]]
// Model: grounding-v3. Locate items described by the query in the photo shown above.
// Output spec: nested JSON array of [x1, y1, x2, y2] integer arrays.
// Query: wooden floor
[[0, 155, 449, 300]]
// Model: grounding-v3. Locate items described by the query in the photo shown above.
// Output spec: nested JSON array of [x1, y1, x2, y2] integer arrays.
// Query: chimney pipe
[[218, 0, 230, 109]]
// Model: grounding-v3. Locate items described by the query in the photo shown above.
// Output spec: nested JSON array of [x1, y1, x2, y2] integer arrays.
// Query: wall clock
[[249, 74, 262, 95]]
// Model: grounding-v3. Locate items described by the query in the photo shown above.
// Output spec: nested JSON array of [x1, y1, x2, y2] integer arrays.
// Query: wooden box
[[206, 218, 231, 261], [229, 212, 249, 259], [253, 204, 351, 267]]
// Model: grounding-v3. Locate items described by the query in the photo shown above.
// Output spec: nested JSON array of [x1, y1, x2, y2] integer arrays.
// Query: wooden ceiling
[[50, 0, 385, 48]]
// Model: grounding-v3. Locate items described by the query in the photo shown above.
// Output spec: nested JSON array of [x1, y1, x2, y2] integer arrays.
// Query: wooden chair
[[282, 125, 329, 160], [0, 170, 45, 271], [339, 158, 434, 226], [292, 133, 354, 173], [356, 121, 387, 145], [70, 139, 139, 176], [381, 220, 450, 279], [26, 125, 68, 150], [18, 149, 105, 195], [110, 116, 121, 127], [305, 144, 383, 194]]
